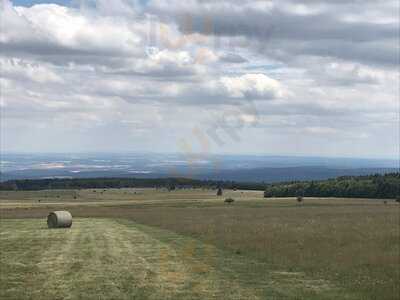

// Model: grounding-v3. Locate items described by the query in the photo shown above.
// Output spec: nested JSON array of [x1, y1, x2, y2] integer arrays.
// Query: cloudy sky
[[1, 0, 399, 158]]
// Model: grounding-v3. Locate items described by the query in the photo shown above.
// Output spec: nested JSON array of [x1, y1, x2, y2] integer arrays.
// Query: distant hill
[[199, 166, 398, 183], [1, 153, 398, 183], [1, 166, 397, 183]]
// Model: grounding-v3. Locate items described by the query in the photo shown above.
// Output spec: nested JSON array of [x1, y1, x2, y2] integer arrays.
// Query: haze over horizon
[[1, 151, 399, 161], [1, 0, 399, 158]]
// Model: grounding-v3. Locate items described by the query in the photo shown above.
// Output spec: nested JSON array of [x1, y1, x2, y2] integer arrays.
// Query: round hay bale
[[47, 211, 72, 229]]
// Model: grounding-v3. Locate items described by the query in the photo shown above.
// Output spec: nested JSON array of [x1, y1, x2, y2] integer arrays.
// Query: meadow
[[0, 188, 399, 299]]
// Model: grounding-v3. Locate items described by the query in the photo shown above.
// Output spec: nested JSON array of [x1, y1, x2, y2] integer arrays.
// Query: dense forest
[[264, 173, 399, 199], [0, 177, 264, 191], [0, 173, 399, 199]]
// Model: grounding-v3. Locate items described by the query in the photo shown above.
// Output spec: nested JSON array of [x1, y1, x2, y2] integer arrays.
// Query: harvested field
[[0, 189, 399, 299]]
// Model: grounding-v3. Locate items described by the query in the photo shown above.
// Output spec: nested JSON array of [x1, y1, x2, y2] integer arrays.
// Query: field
[[0, 188, 399, 299]]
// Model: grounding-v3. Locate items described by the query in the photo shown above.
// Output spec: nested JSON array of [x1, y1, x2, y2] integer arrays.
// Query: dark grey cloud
[[147, 0, 399, 67], [219, 53, 248, 64]]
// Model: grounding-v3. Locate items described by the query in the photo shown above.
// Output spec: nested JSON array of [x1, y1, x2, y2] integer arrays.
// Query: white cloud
[[1, 0, 144, 58], [0, 0, 398, 157], [0, 58, 63, 83], [220, 74, 284, 99]]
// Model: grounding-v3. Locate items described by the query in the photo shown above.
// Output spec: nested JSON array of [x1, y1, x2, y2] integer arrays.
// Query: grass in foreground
[[126, 203, 400, 299], [1, 218, 354, 300], [0, 189, 399, 299]]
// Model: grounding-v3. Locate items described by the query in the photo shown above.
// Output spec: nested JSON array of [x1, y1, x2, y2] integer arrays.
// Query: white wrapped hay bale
[[47, 211, 72, 228]]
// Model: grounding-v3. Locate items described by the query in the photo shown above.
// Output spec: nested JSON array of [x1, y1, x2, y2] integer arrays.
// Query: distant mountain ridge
[[199, 166, 398, 182], [1, 153, 398, 182], [1, 166, 397, 183]]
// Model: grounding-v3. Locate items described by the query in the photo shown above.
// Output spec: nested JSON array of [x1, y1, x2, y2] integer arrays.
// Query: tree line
[[0, 177, 264, 191], [0, 173, 398, 199], [263, 173, 399, 199]]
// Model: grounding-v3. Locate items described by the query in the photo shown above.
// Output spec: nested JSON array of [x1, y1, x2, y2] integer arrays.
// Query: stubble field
[[0, 188, 399, 299]]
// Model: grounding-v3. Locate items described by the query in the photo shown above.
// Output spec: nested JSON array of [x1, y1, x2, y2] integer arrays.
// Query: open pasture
[[0, 188, 399, 299]]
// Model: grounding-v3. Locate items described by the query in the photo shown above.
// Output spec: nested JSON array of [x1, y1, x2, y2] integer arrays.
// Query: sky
[[0, 0, 399, 158]]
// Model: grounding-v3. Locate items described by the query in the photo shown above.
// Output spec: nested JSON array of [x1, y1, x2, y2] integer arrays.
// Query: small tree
[[264, 190, 272, 198], [217, 187, 223, 196], [10, 182, 18, 191], [296, 187, 304, 203]]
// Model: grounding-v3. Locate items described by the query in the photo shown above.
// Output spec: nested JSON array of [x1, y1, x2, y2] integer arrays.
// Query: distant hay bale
[[47, 211, 72, 229]]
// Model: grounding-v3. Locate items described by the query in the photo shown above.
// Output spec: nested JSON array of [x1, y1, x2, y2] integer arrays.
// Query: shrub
[[224, 198, 235, 204]]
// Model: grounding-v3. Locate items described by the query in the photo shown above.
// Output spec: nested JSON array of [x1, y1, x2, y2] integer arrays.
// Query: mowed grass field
[[0, 188, 399, 299]]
